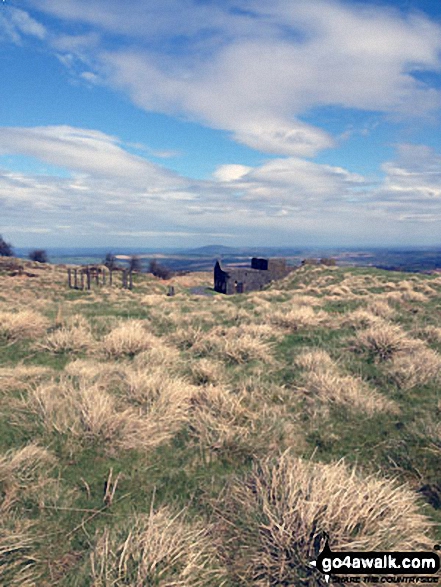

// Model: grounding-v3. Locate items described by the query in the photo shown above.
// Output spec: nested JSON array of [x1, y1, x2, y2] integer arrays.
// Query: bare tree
[[129, 255, 142, 272], [149, 259, 173, 280], [104, 252, 117, 270]]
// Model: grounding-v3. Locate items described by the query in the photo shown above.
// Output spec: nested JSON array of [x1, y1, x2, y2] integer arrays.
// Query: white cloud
[[0, 126, 183, 190], [0, 126, 440, 246], [19, 0, 441, 156], [213, 164, 252, 182], [0, 7, 46, 43]]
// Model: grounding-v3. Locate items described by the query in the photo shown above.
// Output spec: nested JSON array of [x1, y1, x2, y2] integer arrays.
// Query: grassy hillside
[[0, 258, 440, 586]]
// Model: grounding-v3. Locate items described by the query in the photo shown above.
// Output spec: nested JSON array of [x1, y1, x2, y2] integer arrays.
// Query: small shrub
[[149, 259, 174, 279], [28, 249, 48, 263]]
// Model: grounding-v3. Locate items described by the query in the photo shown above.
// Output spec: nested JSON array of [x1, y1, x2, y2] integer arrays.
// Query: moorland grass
[[0, 258, 440, 585]]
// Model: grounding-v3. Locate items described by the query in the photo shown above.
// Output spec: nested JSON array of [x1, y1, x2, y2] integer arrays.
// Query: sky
[[1, 0, 441, 248]]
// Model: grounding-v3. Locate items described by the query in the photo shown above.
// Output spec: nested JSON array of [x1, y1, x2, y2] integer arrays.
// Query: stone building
[[214, 257, 289, 294]]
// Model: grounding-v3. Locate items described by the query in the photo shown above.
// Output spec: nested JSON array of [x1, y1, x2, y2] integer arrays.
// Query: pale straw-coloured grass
[[365, 299, 395, 319], [354, 323, 421, 361], [37, 324, 96, 354], [0, 444, 55, 493], [23, 377, 193, 453], [421, 325, 441, 345], [343, 308, 385, 328], [301, 369, 397, 415], [102, 320, 158, 358], [195, 327, 275, 364], [89, 506, 226, 586], [0, 516, 41, 587], [386, 347, 441, 390], [189, 385, 273, 459], [402, 290, 428, 303], [0, 310, 49, 341], [294, 349, 337, 373], [189, 358, 225, 386], [0, 365, 53, 393], [270, 305, 325, 330], [219, 453, 433, 587]]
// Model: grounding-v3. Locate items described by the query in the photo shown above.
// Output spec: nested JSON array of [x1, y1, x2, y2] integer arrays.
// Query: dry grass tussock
[[301, 369, 397, 415], [0, 365, 53, 393], [189, 385, 279, 459], [121, 366, 196, 407], [421, 325, 441, 345], [412, 415, 441, 456], [22, 377, 194, 452], [365, 299, 395, 319], [295, 349, 337, 373], [133, 344, 182, 370], [343, 308, 385, 328], [0, 310, 49, 341], [102, 320, 159, 358], [219, 453, 433, 587], [37, 324, 96, 354], [0, 444, 55, 511], [64, 359, 124, 387], [0, 515, 41, 587], [169, 324, 206, 350], [386, 346, 441, 390], [189, 358, 225, 386], [140, 293, 171, 307], [354, 323, 421, 361], [402, 289, 428, 303], [295, 350, 397, 415], [194, 325, 275, 364], [36, 315, 95, 354], [89, 506, 226, 587], [270, 305, 326, 330]]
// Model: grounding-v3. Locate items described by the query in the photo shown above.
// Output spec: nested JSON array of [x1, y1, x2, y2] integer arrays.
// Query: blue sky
[[0, 0, 440, 248]]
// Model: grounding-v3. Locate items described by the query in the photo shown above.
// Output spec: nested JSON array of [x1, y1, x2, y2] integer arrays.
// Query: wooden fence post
[[129, 270, 133, 290], [74, 269, 78, 289], [80, 271, 84, 290], [68, 268, 72, 288], [87, 269, 91, 290]]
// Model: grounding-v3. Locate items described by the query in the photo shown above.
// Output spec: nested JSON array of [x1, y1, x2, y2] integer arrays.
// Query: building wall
[[214, 259, 287, 294]]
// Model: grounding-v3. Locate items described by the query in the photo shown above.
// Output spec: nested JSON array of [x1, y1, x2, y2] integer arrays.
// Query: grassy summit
[[0, 258, 440, 585]]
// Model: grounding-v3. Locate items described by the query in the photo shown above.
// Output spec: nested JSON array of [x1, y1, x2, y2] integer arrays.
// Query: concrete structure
[[214, 257, 289, 294]]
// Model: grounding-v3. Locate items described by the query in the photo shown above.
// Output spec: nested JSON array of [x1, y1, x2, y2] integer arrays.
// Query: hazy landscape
[[14, 246, 441, 274]]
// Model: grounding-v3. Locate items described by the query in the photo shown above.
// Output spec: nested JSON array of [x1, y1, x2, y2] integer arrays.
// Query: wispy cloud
[[18, 0, 441, 157], [0, 125, 439, 245], [0, 6, 46, 44]]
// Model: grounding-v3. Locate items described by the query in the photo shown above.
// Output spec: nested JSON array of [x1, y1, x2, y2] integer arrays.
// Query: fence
[[67, 266, 133, 290]]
